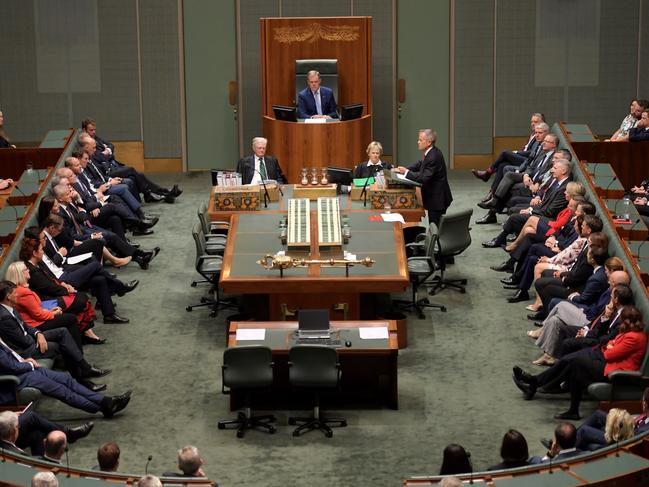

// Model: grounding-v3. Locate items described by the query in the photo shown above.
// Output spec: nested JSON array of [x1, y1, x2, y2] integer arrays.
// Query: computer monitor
[[340, 103, 363, 121], [272, 104, 298, 122], [326, 167, 353, 186], [298, 309, 330, 333]]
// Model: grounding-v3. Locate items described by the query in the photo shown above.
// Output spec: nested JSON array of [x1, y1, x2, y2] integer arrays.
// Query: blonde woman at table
[[353, 141, 392, 179]]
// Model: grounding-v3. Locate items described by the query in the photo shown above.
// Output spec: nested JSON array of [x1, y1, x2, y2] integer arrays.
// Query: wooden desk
[[220, 210, 409, 320], [207, 183, 425, 223], [228, 320, 399, 409], [572, 140, 649, 190]]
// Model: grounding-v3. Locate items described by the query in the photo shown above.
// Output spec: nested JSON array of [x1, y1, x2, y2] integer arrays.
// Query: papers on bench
[[236, 328, 266, 341], [66, 252, 93, 265], [359, 326, 389, 340], [381, 213, 405, 223]]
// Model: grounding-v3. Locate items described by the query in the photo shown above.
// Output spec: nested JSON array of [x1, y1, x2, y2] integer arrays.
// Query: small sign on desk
[[235, 328, 266, 341], [359, 326, 389, 339]]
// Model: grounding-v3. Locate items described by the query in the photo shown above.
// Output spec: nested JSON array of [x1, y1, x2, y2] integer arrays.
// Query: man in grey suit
[[236, 137, 287, 185]]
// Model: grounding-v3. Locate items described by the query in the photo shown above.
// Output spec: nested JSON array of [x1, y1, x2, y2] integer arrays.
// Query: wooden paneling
[[112, 141, 144, 172], [572, 141, 648, 190], [452, 154, 491, 170], [493, 136, 527, 156], [143, 158, 183, 173], [260, 17, 372, 116]]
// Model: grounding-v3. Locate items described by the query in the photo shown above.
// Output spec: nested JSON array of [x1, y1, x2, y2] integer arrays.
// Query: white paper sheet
[[235, 329, 266, 341], [67, 252, 93, 265], [381, 213, 405, 223], [359, 327, 389, 339], [303, 118, 327, 124]]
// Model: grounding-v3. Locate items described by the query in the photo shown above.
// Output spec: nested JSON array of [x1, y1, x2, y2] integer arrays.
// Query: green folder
[[353, 177, 375, 187]]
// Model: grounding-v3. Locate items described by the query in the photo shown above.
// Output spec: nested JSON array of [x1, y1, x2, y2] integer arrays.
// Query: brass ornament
[[274, 23, 360, 44]]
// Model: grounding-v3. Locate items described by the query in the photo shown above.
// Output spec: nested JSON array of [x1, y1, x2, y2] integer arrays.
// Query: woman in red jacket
[[4, 261, 104, 346]]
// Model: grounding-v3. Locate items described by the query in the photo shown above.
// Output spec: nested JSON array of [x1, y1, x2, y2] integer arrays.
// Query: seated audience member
[[38, 430, 66, 464], [530, 267, 629, 365], [32, 472, 58, 487], [606, 99, 647, 141], [0, 410, 92, 456], [0, 281, 109, 392], [297, 70, 338, 119], [163, 445, 206, 477], [488, 429, 535, 470], [513, 305, 647, 419], [439, 443, 472, 476], [576, 407, 635, 451], [353, 141, 392, 178], [83, 118, 181, 203], [236, 137, 287, 185], [629, 108, 649, 141], [541, 423, 581, 461], [482, 156, 571, 254], [0, 335, 132, 416], [0, 110, 16, 148], [5, 261, 103, 346], [96, 441, 120, 472], [138, 475, 163, 487], [472, 113, 545, 183], [439, 477, 463, 487]]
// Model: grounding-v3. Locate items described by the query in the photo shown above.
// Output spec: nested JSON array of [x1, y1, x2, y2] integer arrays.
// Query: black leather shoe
[[513, 366, 534, 384], [554, 410, 581, 421], [144, 192, 165, 203], [482, 238, 501, 249], [490, 260, 515, 272], [527, 310, 546, 321], [512, 374, 536, 400], [85, 366, 112, 378], [170, 184, 182, 197], [134, 251, 153, 270], [79, 379, 107, 393], [132, 227, 154, 236], [151, 246, 161, 258], [477, 196, 498, 210], [507, 289, 530, 303], [471, 169, 491, 182], [501, 276, 520, 285], [116, 280, 139, 296], [83, 335, 106, 345], [534, 321, 543, 328], [104, 313, 130, 324], [142, 216, 159, 228], [164, 193, 176, 204], [502, 284, 519, 290], [540, 438, 553, 450], [102, 391, 132, 418], [475, 212, 497, 224], [480, 192, 493, 203], [66, 422, 94, 444]]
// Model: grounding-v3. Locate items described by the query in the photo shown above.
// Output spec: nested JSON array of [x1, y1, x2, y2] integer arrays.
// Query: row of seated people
[[0, 117, 187, 455], [31, 473, 197, 487], [469, 111, 648, 421], [435, 388, 649, 478]]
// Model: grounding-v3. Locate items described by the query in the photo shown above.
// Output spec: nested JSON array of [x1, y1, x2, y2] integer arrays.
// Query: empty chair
[[217, 346, 276, 438], [288, 345, 347, 438], [427, 209, 473, 295], [197, 201, 227, 256]]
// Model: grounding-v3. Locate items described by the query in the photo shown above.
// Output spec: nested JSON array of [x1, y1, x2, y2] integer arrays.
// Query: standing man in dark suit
[[297, 70, 338, 119], [394, 129, 453, 226], [236, 137, 287, 185]]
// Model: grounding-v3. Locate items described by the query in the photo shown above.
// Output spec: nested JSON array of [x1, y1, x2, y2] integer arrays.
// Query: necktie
[[314, 91, 323, 115], [0, 337, 27, 363], [89, 162, 106, 183], [65, 206, 83, 234], [259, 158, 268, 180]]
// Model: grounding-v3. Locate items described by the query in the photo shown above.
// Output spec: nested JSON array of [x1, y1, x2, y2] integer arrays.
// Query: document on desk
[[303, 118, 327, 124], [67, 252, 93, 265], [381, 213, 405, 223], [236, 328, 266, 341], [359, 327, 389, 339]]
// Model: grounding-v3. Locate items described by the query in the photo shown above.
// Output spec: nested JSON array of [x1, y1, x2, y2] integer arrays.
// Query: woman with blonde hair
[[604, 408, 635, 444], [353, 141, 392, 179]]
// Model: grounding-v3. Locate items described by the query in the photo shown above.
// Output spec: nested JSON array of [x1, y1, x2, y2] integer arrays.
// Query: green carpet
[[32, 170, 597, 486]]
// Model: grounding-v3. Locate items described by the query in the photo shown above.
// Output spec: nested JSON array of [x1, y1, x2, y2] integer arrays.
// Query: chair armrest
[[198, 254, 223, 266], [0, 375, 20, 386], [607, 370, 649, 386]]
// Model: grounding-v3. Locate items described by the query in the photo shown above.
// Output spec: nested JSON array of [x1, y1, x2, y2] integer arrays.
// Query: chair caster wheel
[[200, 297, 208, 303], [288, 418, 296, 425], [186, 307, 192, 312], [417, 313, 425, 320], [236, 430, 244, 438], [191, 282, 197, 287], [269, 426, 277, 434], [209, 312, 217, 317], [325, 431, 333, 438], [460, 289, 466, 294], [422, 298, 430, 304], [341, 420, 347, 426], [441, 307, 447, 312], [460, 279, 468, 285], [217, 423, 225, 429], [292, 431, 300, 437]]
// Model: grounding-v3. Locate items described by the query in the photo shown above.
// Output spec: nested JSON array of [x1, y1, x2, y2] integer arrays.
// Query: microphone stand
[[360, 165, 380, 208], [145, 455, 153, 475], [257, 172, 270, 209]]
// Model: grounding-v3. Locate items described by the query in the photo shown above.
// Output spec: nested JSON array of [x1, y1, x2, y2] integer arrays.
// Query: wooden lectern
[[260, 17, 372, 183]]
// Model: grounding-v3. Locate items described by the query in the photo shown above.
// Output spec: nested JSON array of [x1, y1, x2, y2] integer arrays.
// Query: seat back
[[192, 222, 207, 266], [222, 346, 273, 391], [295, 59, 338, 105], [288, 345, 340, 388], [639, 325, 649, 376], [197, 201, 210, 236], [436, 209, 473, 258]]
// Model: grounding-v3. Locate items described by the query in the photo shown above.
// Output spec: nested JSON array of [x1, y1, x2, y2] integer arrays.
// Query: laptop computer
[[297, 309, 331, 339]]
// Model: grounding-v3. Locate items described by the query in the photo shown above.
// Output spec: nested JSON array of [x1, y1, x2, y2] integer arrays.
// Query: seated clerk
[[0, 281, 109, 392], [82, 118, 181, 203], [513, 305, 648, 420], [297, 70, 338, 119], [20, 236, 136, 324], [353, 141, 392, 179], [52, 184, 157, 270], [235, 137, 287, 185], [4, 261, 104, 347], [0, 336, 131, 417], [628, 109, 649, 141]]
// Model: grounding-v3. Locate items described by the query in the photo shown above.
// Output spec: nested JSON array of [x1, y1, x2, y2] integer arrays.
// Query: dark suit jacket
[[353, 161, 392, 179], [235, 156, 287, 184], [0, 306, 39, 357], [532, 178, 568, 219], [0, 342, 37, 404], [560, 244, 593, 291], [25, 261, 69, 300], [405, 147, 453, 213], [297, 86, 338, 119], [571, 267, 609, 308], [629, 127, 649, 141]]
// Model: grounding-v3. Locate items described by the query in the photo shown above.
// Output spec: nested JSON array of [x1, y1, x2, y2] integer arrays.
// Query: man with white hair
[[162, 445, 206, 477], [32, 471, 58, 487], [236, 137, 287, 185]]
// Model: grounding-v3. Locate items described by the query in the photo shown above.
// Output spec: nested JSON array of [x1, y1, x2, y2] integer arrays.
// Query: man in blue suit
[[297, 70, 338, 119]]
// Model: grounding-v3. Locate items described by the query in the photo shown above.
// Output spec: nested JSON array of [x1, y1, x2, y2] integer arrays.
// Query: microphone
[[13, 184, 27, 198], [635, 238, 647, 260], [65, 446, 71, 477], [627, 218, 642, 238], [145, 455, 153, 475], [604, 175, 618, 192], [254, 169, 270, 208]]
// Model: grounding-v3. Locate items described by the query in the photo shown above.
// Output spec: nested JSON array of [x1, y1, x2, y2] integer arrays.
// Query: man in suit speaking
[[236, 137, 287, 185], [297, 70, 338, 119]]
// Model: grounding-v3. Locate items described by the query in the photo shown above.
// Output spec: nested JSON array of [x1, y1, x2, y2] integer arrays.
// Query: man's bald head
[[609, 270, 630, 287]]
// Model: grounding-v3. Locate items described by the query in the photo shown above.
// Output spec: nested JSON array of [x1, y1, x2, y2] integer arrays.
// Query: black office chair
[[392, 223, 446, 319], [196, 202, 227, 256], [427, 209, 473, 295], [198, 200, 229, 236], [217, 346, 276, 438], [186, 222, 233, 316], [288, 345, 347, 438], [295, 59, 338, 107]]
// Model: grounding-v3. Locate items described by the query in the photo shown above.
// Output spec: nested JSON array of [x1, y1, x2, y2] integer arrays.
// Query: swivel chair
[[288, 345, 347, 438], [217, 346, 276, 438], [393, 223, 446, 319], [427, 209, 473, 295], [197, 201, 227, 256]]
